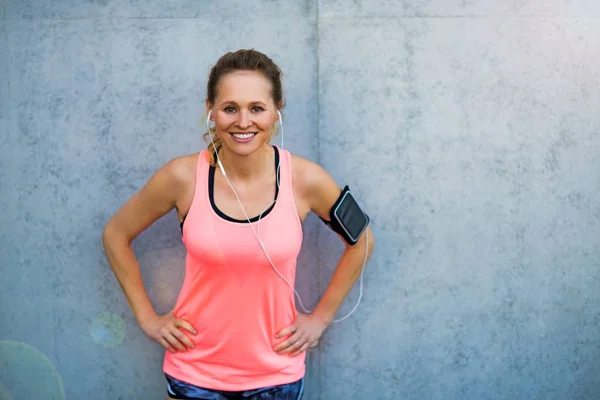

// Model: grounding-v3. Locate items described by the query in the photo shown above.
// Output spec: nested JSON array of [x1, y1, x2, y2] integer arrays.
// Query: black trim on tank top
[[179, 146, 280, 233]]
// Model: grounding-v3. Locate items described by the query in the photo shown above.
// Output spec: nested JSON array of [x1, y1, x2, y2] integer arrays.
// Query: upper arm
[[292, 155, 342, 222], [103, 156, 193, 242], [292, 154, 374, 248]]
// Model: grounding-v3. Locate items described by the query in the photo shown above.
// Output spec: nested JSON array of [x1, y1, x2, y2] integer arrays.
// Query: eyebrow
[[220, 101, 268, 107]]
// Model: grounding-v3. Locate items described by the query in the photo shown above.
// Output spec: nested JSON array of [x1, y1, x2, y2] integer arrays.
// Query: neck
[[217, 144, 274, 182]]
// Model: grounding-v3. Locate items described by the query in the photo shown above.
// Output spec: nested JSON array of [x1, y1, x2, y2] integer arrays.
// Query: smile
[[231, 132, 257, 139]]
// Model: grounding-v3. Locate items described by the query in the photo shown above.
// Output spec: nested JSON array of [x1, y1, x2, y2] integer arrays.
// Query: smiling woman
[[102, 49, 374, 400], [202, 51, 284, 166], [206, 70, 277, 157]]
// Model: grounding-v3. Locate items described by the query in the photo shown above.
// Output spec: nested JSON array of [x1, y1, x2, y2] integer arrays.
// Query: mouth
[[230, 132, 258, 143]]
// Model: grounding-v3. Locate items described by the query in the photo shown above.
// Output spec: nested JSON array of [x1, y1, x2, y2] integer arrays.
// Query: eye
[[224, 106, 236, 113], [252, 106, 265, 113]]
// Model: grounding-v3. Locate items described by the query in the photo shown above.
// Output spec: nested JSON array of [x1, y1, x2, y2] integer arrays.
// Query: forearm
[[102, 229, 156, 326], [311, 228, 374, 324]]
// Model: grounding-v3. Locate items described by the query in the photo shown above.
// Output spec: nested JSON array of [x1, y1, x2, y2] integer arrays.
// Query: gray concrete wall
[[1, 1, 600, 399]]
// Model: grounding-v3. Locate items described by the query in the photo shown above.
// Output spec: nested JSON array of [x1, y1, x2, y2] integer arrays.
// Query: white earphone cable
[[205, 110, 368, 323]]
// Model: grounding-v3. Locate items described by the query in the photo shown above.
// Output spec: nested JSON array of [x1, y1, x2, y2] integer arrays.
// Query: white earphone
[[205, 109, 368, 323]]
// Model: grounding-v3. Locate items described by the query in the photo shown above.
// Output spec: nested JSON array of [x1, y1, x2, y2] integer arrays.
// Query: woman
[[102, 49, 374, 400]]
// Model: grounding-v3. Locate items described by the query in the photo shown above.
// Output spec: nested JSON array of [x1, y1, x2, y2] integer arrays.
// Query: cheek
[[257, 115, 277, 132], [214, 118, 234, 134]]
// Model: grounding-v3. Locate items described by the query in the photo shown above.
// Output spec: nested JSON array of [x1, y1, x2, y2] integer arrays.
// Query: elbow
[[102, 219, 128, 253], [102, 221, 115, 253], [345, 226, 374, 254]]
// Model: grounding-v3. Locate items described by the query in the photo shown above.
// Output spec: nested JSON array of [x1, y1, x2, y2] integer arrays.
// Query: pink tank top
[[162, 146, 306, 390]]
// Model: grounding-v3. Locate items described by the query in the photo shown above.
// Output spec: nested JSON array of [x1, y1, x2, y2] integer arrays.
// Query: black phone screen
[[333, 190, 369, 244]]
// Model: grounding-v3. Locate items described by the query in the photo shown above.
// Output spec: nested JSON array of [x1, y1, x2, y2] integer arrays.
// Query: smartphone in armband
[[321, 186, 370, 245]]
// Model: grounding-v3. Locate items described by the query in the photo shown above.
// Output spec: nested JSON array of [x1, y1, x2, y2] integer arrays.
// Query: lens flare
[[0, 383, 13, 400], [90, 312, 126, 348], [0, 340, 65, 400]]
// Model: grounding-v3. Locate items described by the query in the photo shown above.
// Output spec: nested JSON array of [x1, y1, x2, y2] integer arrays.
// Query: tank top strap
[[274, 145, 300, 221], [193, 149, 210, 202], [181, 150, 209, 238]]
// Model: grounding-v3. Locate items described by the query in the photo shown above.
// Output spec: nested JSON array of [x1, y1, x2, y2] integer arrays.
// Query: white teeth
[[232, 133, 255, 139]]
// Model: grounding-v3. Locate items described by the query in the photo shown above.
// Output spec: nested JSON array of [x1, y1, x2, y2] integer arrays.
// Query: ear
[[205, 100, 213, 119]]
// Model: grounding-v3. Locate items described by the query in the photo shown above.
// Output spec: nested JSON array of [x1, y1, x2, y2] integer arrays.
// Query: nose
[[236, 110, 252, 129]]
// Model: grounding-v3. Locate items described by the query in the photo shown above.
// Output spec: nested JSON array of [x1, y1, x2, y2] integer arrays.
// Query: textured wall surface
[[318, 2, 600, 399], [1, 1, 600, 400]]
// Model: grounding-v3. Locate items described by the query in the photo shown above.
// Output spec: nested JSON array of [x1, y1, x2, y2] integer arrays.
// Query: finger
[[275, 332, 305, 354], [171, 328, 195, 349], [164, 332, 187, 352], [284, 336, 308, 354], [174, 319, 197, 335], [273, 334, 301, 352], [158, 338, 175, 353], [290, 342, 310, 357], [275, 324, 297, 339], [273, 330, 301, 352]]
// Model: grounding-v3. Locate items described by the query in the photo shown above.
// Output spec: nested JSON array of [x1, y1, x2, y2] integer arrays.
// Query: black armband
[[319, 186, 370, 245]]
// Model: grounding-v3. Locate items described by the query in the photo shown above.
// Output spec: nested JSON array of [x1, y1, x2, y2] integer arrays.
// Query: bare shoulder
[[161, 152, 199, 189], [290, 153, 342, 220], [104, 152, 200, 240], [140, 152, 198, 202], [290, 153, 324, 193]]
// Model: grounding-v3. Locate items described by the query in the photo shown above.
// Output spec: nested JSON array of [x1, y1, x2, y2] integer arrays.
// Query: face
[[207, 70, 279, 156]]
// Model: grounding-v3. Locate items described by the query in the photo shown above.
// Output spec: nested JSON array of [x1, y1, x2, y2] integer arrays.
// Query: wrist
[[135, 309, 157, 329], [311, 311, 333, 327]]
